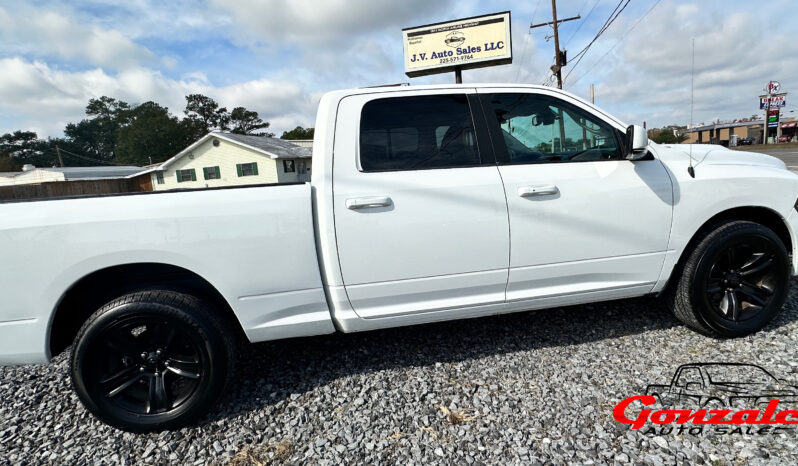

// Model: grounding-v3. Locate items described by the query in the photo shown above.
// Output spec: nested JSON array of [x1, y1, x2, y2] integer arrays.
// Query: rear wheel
[[667, 221, 791, 337], [70, 290, 235, 431]]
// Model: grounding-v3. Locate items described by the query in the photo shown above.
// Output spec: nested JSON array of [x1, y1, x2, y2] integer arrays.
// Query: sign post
[[761, 81, 787, 145], [402, 12, 512, 82]]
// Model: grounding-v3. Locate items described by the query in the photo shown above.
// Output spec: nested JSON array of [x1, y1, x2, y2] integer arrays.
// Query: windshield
[[704, 365, 776, 384]]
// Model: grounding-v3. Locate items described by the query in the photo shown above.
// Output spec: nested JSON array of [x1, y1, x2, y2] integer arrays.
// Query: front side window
[[483, 93, 621, 164], [676, 368, 703, 387], [359, 94, 479, 171]]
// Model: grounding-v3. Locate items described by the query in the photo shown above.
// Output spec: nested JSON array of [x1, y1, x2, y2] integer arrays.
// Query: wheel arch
[[671, 206, 792, 284], [48, 262, 246, 358]]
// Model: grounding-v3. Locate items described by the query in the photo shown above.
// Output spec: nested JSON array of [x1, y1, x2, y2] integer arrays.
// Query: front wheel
[[667, 220, 791, 337], [70, 290, 235, 432]]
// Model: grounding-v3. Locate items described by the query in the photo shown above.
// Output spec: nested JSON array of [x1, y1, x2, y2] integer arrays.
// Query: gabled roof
[[158, 132, 311, 171]]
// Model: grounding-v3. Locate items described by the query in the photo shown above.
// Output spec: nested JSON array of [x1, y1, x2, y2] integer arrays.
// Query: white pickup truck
[[2, 84, 798, 431]]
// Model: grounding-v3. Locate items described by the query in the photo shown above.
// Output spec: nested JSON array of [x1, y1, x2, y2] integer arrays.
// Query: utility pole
[[55, 145, 64, 167], [530, 1, 579, 89], [590, 83, 595, 104]]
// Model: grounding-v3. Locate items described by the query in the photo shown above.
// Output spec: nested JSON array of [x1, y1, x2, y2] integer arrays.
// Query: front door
[[333, 92, 510, 318], [478, 89, 673, 302]]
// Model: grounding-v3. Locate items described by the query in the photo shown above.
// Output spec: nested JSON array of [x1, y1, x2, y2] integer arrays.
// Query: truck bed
[[0, 183, 334, 363]]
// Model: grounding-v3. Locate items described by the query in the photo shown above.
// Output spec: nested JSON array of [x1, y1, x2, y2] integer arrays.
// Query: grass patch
[[436, 404, 478, 425]]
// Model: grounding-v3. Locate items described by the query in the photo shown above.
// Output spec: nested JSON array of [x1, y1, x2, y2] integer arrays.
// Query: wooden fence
[[0, 178, 151, 201]]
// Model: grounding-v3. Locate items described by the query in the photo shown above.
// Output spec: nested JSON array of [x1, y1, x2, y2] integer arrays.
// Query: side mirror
[[625, 124, 649, 160]]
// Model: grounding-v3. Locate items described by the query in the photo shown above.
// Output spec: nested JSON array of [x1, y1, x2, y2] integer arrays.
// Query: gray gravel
[[4, 285, 798, 465]]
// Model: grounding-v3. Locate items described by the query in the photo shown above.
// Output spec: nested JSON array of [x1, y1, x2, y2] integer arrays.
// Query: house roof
[[18, 166, 143, 180], [158, 132, 311, 171], [682, 120, 765, 133]]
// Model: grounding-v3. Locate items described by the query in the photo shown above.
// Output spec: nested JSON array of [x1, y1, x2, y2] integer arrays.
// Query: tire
[[666, 220, 791, 337], [70, 290, 236, 432]]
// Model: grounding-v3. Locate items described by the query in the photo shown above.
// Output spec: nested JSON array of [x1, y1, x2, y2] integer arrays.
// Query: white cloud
[[0, 5, 153, 69], [562, 1, 798, 128], [0, 58, 317, 138], [210, 0, 454, 45]]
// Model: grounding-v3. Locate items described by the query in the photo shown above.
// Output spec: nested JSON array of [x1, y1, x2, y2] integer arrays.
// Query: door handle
[[517, 185, 558, 197], [346, 196, 393, 210]]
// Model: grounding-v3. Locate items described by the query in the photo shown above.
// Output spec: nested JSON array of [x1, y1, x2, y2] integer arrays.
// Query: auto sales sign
[[402, 12, 512, 78]]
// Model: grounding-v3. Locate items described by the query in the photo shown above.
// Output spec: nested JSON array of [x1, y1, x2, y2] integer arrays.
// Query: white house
[[143, 132, 312, 191]]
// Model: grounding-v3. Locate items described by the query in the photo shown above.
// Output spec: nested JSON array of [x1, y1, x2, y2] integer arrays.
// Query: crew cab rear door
[[477, 87, 673, 302], [332, 90, 510, 318]]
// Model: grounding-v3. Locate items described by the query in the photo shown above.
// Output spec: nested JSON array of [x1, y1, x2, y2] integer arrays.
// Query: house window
[[177, 169, 196, 183], [155, 172, 164, 184], [203, 166, 221, 180], [283, 160, 295, 173], [236, 162, 258, 177]]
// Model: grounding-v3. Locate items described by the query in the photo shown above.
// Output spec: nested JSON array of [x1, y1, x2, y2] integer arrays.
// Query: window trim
[[203, 166, 221, 180], [356, 93, 493, 173], [176, 168, 196, 183], [236, 162, 258, 177], [478, 93, 628, 166]]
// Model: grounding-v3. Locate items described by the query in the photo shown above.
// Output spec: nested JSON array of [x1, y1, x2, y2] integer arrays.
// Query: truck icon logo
[[445, 31, 466, 48], [645, 363, 798, 409]]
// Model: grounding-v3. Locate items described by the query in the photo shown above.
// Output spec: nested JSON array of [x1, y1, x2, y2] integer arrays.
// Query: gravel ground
[[3, 285, 798, 465]]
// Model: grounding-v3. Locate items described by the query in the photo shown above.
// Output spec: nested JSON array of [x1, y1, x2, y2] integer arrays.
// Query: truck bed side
[[0, 184, 335, 364]]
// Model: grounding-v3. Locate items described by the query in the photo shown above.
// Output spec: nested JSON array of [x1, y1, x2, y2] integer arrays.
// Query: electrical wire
[[515, 0, 545, 83], [566, 0, 663, 87], [53, 148, 123, 166], [563, 0, 602, 49], [561, 0, 631, 85]]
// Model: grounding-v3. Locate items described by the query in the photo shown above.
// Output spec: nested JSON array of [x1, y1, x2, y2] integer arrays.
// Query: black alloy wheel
[[704, 238, 780, 323], [667, 220, 790, 337], [71, 290, 235, 431]]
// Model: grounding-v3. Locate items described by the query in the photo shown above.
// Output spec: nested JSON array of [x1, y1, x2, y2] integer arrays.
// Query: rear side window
[[359, 95, 480, 171]]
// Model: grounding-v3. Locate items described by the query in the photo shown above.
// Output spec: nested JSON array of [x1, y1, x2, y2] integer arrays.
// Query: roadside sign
[[760, 94, 787, 109], [402, 12, 512, 78], [767, 81, 781, 93]]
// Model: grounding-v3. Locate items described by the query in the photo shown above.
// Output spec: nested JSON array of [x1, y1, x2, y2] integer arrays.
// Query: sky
[[0, 0, 796, 138]]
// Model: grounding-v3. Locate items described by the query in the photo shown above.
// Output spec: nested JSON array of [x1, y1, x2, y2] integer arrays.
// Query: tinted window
[[484, 93, 621, 164], [359, 95, 480, 171]]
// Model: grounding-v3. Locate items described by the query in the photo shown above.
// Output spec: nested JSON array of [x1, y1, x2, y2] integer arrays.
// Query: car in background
[[779, 135, 792, 143], [737, 137, 755, 145]]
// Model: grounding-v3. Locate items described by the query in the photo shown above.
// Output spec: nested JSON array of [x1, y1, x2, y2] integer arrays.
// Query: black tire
[[666, 220, 791, 337], [70, 290, 236, 432]]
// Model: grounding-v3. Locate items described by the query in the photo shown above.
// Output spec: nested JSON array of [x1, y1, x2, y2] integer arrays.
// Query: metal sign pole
[[455, 67, 462, 84]]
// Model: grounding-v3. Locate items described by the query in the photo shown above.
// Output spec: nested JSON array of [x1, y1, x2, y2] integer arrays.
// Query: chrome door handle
[[517, 185, 558, 197], [346, 196, 393, 210]]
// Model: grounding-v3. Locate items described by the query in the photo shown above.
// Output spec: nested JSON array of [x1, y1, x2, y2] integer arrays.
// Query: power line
[[53, 148, 122, 166], [562, 0, 631, 85], [566, 0, 663, 87], [515, 0, 545, 83], [563, 0, 602, 49]]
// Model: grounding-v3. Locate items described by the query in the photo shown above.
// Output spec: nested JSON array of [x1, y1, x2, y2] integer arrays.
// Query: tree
[[115, 102, 191, 165], [649, 128, 688, 144], [0, 130, 57, 167], [0, 154, 18, 171], [64, 96, 131, 161], [183, 94, 230, 138], [229, 107, 272, 135], [280, 126, 315, 140]]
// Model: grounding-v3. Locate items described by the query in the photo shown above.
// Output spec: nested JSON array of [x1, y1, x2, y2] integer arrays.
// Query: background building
[[143, 132, 312, 191], [0, 165, 143, 186]]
